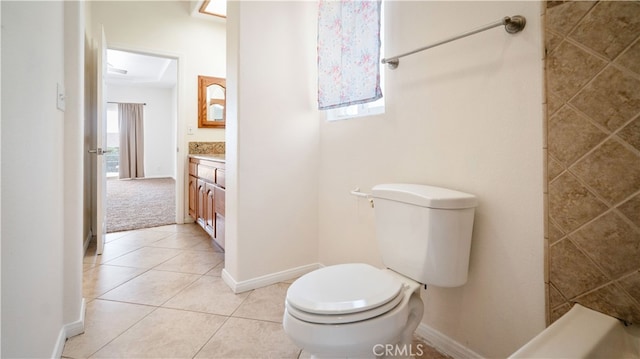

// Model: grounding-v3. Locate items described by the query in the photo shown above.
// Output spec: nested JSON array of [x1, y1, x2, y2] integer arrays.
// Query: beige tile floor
[[64, 223, 448, 359]]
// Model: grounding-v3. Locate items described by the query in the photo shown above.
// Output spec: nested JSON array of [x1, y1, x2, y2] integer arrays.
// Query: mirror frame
[[198, 75, 226, 128]]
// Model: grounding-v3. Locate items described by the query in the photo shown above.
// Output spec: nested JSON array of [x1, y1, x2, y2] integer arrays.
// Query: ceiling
[[106, 49, 177, 88]]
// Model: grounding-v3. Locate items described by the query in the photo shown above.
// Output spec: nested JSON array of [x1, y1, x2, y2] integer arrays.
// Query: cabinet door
[[197, 179, 207, 227], [214, 187, 225, 249], [188, 175, 197, 219], [205, 183, 216, 236]]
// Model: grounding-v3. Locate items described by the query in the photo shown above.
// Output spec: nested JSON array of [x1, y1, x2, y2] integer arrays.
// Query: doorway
[[104, 49, 179, 233]]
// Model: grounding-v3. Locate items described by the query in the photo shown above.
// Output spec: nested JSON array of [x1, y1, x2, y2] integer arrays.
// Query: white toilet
[[283, 183, 477, 358]]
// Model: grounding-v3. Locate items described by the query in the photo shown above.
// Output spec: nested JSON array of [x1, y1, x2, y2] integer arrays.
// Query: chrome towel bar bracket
[[381, 15, 526, 69]]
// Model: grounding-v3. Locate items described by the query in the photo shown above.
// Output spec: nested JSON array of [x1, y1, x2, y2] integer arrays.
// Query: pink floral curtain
[[317, 0, 382, 110]]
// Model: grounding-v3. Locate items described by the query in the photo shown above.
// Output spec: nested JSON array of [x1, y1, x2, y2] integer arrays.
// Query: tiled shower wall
[[545, 1, 640, 324]]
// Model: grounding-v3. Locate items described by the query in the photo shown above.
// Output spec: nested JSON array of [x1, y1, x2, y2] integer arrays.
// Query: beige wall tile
[[547, 93, 564, 116], [618, 193, 640, 229], [548, 283, 567, 309], [545, 30, 564, 54], [549, 238, 608, 299], [546, 1, 596, 36], [615, 39, 640, 76], [548, 172, 607, 232], [575, 283, 640, 324], [546, 0, 640, 326], [548, 106, 607, 166], [548, 220, 565, 245], [570, 139, 640, 205], [547, 156, 565, 181], [550, 302, 571, 323], [618, 271, 640, 304], [618, 117, 640, 152], [570, 66, 640, 132], [569, 1, 640, 60], [546, 42, 607, 102], [570, 211, 640, 278]]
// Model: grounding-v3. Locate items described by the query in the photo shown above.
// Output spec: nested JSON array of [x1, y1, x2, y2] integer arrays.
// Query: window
[[106, 103, 120, 178], [325, 80, 385, 121]]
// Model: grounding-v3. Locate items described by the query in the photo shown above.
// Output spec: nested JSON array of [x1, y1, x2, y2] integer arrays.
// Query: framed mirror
[[198, 75, 226, 128]]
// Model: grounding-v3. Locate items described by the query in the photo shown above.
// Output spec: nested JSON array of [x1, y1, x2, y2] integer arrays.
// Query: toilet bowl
[[283, 263, 423, 358], [282, 184, 477, 358]]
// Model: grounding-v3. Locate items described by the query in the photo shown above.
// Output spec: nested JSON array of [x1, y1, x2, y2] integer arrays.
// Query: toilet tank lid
[[372, 184, 477, 209]]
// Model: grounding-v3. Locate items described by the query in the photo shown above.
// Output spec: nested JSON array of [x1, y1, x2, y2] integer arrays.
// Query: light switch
[[57, 83, 66, 111]]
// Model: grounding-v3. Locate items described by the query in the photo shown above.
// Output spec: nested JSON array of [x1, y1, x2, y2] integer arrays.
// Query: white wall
[[1, 1, 84, 356], [318, 2, 545, 357], [0, 1, 3, 353], [224, 1, 320, 284], [63, 0, 86, 341], [107, 84, 177, 179], [90, 1, 225, 222], [228, 1, 545, 357]]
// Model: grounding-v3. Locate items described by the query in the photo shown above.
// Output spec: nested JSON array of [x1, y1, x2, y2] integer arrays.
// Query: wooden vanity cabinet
[[214, 186, 225, 247], [188, 175, 197, 219], [188, 161, 198, 219], [188, 157, 225, 249]]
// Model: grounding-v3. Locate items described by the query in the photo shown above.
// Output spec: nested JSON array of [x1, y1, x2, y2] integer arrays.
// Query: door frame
[[90, 44, 185, 242]]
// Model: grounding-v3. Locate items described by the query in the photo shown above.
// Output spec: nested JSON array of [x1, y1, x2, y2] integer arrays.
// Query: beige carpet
[[106, 177, 176, 233]]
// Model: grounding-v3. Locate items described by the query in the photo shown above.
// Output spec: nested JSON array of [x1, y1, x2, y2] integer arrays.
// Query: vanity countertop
[[189, 154, 225, 163]]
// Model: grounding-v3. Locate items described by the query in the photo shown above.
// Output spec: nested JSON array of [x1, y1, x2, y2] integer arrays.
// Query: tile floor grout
[[68, 223, 446, 359], [67, 223, 304, 359]]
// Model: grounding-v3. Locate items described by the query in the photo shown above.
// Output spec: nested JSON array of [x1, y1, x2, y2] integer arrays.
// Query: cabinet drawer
[[197, 164, 215, 182], [216, 169, 225, 188], [189, 162, 198, 176]]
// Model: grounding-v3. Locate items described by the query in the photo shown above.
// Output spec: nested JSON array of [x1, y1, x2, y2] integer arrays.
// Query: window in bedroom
[[106, 103, 120, 178]]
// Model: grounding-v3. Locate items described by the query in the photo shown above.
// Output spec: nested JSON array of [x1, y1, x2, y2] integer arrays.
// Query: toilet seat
[[286, 263, 404, 324], [286, 290, 404, 324]]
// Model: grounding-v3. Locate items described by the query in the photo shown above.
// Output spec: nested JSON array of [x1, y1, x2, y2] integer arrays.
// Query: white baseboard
[[52, 327, 66, 359], [51, 298, 86, 358], [65, 298, 86, 338], [415, 322, 483, 359], [219, 264, 482, 358], [222, 263, 322, 293]]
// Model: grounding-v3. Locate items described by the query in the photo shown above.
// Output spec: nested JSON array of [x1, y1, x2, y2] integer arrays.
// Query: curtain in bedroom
[[118, 103, 145, 179]]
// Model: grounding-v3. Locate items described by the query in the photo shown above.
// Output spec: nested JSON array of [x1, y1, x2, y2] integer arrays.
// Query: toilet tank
[[371, 184, 477, 287]]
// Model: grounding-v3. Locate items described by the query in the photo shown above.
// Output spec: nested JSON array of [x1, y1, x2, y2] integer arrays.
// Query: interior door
[[95, 26, 108, 255]]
